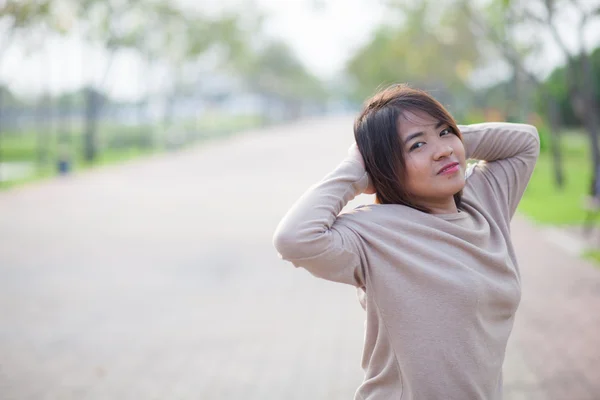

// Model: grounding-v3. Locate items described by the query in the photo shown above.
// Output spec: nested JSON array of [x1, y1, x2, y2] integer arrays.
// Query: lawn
[[518, 130, 592, 225], [0, 113, 263, 189], [517, 129, 600, 266]]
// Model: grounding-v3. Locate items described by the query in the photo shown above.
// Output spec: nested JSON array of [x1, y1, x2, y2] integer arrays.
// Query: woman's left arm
[[458, 122, 540, 219]]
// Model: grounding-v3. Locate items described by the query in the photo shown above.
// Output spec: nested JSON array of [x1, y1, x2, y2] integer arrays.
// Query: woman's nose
[[433, 145, 454, 160]]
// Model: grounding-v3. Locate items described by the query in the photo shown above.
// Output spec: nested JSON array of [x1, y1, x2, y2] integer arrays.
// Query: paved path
[[0, 116, 599, 399]]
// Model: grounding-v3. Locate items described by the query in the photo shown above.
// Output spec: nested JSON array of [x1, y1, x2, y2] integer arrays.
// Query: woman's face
[[397, 110, 466, 211]]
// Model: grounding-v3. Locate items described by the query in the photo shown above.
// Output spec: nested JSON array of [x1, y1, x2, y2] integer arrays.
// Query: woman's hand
[[348, 143, 376, 195]]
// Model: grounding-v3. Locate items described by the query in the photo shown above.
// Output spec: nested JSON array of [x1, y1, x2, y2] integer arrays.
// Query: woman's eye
[[440, 128, 452, 136], [410, 142, 425, 151]]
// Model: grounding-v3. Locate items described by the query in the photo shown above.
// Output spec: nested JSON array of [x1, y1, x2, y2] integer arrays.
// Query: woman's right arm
[[273, 149, 370, 287]]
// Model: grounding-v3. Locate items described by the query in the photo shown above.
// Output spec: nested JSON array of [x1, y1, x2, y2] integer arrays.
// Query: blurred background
[[1, 0, 600, 232], [1, 0, 600, 399]]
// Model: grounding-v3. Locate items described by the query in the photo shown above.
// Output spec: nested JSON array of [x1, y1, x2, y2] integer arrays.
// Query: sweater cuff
[[339, 157, 371, 196]]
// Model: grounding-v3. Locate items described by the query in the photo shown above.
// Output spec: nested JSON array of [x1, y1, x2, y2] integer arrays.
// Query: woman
[[273, 84, 539, 400]]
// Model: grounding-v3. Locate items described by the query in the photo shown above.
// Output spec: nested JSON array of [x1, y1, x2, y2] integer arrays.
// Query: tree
[[540, 47, 600, 127], [475, 0, 600, 188], [526, 0, 600, 183], [74, 0, 256, 160], [375, 0, 577, 188], [192, 7, 327, 120], [0, 0, 69, 181], [74, 0, 161, 161], [347, 0, 481, 116], [0, 0, 53, 61], [465, 0, 567, 188], [242, 40, 327, 121]]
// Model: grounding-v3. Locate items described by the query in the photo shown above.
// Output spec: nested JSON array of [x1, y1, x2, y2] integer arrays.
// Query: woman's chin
[[443, 177, 466, 194]]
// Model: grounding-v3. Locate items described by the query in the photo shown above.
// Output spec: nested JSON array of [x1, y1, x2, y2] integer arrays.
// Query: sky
[[195, 0, 387, 78], [0, 0, 598, 101]]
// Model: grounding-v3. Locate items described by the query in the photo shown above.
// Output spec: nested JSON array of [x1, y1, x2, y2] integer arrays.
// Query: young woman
[[273, 84, 540, 400]]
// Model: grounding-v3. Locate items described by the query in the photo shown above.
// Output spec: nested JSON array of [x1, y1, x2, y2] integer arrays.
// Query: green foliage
[[461, 109, 487, 125], [345, 0, 480, 103], [0, 1, 51, 30], [583, 251, 600, 268], [77, 0, 168, 53], [244, 40, 327, 101], [477, 0, 600, 129], [535, 47, 600, 126]]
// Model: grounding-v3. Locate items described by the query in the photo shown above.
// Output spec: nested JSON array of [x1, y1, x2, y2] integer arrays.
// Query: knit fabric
[[273, 123, 540, 399]]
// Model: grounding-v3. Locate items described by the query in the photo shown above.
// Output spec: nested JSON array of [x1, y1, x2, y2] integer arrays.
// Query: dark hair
[[353, 83, 463, 212]]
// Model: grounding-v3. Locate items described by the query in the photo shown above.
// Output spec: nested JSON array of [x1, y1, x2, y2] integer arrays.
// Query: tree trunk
[[83, 49, 117, 163], [36, 97, 51, 171], [164, 92, 175, 129], [137, 98, 145, 125], [517, 69, 530, 123], [546, 95, 565, 189], [84, 88, 100, 162], [580, 51, 600, 182], [505, 71, 514, 120], [565, 53, 600, 183], [583, 112, 600, 183], [0, 90, 3, 185], [59, 98, 71, 145]]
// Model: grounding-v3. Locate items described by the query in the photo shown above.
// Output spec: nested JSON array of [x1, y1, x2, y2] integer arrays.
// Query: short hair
[[354, 83, 463, 212]]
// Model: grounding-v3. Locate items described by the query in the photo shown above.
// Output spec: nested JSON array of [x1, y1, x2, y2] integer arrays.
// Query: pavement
[[0, 116, 599, 400]]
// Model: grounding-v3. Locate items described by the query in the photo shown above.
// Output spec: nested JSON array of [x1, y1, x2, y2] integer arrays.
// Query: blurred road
[[0, 116, 599, 399]]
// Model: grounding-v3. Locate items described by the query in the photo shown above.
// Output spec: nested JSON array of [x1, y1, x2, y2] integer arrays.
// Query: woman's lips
[[438, 163, 459, 175]]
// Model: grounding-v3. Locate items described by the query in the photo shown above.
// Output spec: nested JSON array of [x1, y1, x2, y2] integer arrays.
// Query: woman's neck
[[422, 197, 459, 214]]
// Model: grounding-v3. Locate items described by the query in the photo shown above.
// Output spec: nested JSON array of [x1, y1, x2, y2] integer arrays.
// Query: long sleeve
[[273, 157, 370, 286], [459, 122, 540, 220]]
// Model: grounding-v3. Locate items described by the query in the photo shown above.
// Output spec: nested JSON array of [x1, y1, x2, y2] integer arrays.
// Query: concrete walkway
[[0, 116, 599, 399]]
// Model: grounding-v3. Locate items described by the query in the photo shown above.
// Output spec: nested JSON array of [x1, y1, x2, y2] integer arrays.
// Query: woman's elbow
[[515, 123, 541, 155], [527, 124, 541, 155], [272, 228, 297, 259], [520, 123, 539, 140], [273, 225, 328, 261]]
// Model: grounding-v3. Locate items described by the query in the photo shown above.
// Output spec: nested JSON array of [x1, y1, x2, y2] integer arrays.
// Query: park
[[1, 0, 599, 399]]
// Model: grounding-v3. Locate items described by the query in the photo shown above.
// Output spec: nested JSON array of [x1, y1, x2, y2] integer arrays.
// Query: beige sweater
[[273, 123, 540, 400]]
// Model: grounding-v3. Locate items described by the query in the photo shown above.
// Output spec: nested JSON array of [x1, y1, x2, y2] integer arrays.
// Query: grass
[[0, 113, 263, 190], [517, 130, 600, 267], [0, 145, 161, 190], [518, 131, 593, 225], [583, 250, 600, 264]]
